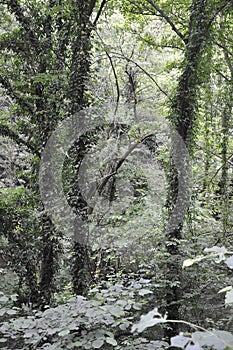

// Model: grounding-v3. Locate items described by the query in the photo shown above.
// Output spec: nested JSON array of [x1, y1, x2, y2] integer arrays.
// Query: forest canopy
[[0, 0, 233, 349]]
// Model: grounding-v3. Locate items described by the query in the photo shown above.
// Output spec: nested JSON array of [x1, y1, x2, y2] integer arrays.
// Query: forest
[[0, 0, 233, 349]]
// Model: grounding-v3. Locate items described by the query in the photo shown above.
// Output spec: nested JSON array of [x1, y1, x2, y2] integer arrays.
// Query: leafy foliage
[[0, 0, 233, 348]]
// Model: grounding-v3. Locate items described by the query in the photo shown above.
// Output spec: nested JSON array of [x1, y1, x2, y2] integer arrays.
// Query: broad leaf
[[192, 330, 233, 350], [182, 256, 203, 268], [171, 333, 191, 348], [225, 256, 233, 269], [225, 290, 233, 306], [138, 289, 153, 296], [92, 338, 104, 348], [105, 337, 117, 346], [131, 308, 166, 333]]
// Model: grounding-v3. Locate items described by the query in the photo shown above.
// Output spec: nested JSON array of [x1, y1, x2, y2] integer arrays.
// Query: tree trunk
[[39, 216, 60, 307], [165, 0, 212, 340]]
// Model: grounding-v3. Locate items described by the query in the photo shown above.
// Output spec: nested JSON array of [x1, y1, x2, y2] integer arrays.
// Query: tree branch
[[145, 0, 186, 43], [215, 41, 233, 57], [92, 0, 108, 27], [133, 31, 184, 51], [218, 25, 233, 77], [88, 0, 98, 17], [4, 0, 41, 52], [214, 68, 231, 82], [111, 51, 170, 99], [0, 124, 39, 156], [97, 133, 155, 193], [208, 0, 232, 27], [95, 31, 120, 114], [0, 76, 34, 112]]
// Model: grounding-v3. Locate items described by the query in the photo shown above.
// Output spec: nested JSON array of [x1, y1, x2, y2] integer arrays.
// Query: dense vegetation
[[0, 0, 232, 349]]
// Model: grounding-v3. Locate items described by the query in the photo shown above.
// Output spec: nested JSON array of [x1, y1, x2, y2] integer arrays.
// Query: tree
[[0, 0, 108, 305], [146, 0, 232, 339], [115, 0, 232, 339], [1, 0, 233, 346]]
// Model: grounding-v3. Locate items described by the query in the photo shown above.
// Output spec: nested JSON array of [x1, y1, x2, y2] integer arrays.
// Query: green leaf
[[105, 337, 117, 346], [171, 333, 191, 348], [225, 256, 233, 269], [58, 329, 70, 337], [218, 286, 232, 294], [0, 309, 5, 316], [92, 338, 104, 348], [69, 341, 82, 347], [138, 288, 153, 296], [10, 294, 18, 302], [133, 302, 142, 310], [131, 308, 166, 333], [192, 330, 233, 350], [225, 289, 233, 306], [108, 305, 123, 317], [182, 256, 203, 268], [105, 331, 115, 338], [0, 296, 9, 303], [6, 309, 17, 315]]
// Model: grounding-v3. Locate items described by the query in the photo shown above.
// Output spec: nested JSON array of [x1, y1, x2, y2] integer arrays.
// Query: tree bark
[[165, 0, 213, 340]]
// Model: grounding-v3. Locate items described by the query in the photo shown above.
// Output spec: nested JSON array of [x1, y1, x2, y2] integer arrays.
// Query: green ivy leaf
[[92, 338, 104, 348], [105, 337, 117, 346], [0, 296, 9, 303], [6, 309, 17, 315], [58, 329, 70, 337], [107, 305, 124, 317]]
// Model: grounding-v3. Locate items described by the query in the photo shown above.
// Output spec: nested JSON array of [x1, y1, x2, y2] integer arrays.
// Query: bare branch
[[215, 41, 233, 57], [208, 0, 232, 27], [89, 0, 98, 17], [111, 51, 170, 99], [97, 133, 155, 193], [215, 68, 231, 82], [145, 0, 186, 43], [217, 25, 233, 77], [95, 31, 120, 114], [92, 0, 108, 27]]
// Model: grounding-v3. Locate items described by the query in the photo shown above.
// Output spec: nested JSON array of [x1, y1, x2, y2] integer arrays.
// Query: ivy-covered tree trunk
[[0, 0, 107, 304], [219, 91, 231, 241], [218, 24, 233, 242], [39, 216, 59, 307], [66, 0, 109, 296], [68, 1, 93, 296], [165, 0, 213, 340]]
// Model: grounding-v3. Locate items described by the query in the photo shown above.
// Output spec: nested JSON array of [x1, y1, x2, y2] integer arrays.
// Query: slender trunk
[[219, 89, 231, 243], [39, 216, 60, 307], [218, 29, 233, 243]]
